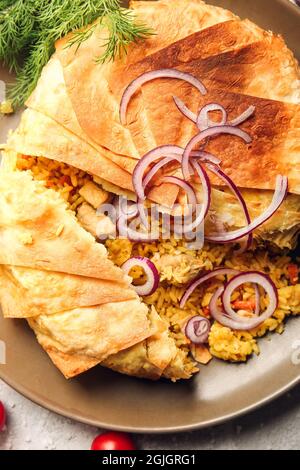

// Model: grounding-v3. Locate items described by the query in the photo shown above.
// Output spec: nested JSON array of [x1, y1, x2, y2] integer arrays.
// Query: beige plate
[[0, 0, 300, 433]]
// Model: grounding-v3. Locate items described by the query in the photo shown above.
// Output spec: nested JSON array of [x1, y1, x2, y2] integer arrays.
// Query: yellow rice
[[17, 155, 300, 372]]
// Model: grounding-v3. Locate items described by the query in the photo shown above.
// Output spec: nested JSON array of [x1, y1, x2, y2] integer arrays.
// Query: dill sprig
[[0, 0, 152, 109]]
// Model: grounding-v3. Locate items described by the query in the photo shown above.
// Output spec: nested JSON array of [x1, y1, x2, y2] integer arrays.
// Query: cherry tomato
[[232, 299, 256, 312], [0, 401, 6, 431], [91, 432, 135, 450]]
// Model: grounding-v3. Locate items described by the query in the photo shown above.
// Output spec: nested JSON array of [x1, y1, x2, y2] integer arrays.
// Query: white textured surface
[[1, 379, 300, 450]]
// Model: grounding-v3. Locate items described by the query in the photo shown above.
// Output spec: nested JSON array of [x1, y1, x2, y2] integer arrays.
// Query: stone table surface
[[1, 0, 300, 451]]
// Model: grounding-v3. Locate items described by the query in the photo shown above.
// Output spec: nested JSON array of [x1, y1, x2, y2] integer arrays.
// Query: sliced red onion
[[173, 95, 197, 123], [182, 126, 252, 180], [121, 257, 160, 296], [142, 155, 181, 190], [120, 69, 207, 124], [209, 286, 248, 330], [133, 145, 184, 200], [173, 98, 255, 130], [117, 208, 158, 241], [172, 161, 211, 235], [180, 268, 238, 309], [206, 175, 288, 243], [142, 151, 220, 192], [230, 106, 255, 127], [209, 272, 278, 330], [254, 284, 260, 316], [137, 198, 149, 229], [197, 103, 227, 131], [221, 271, 278, 322], [161, 176, 197, 209], [178, 160, 211, 232], [193, 151, 221, 166], [206, 164, 253, 251], [185, 316, 211, 344], [117, 217, 157, 241]]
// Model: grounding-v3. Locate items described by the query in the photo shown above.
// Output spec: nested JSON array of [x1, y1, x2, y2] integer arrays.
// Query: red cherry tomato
[[0, 401, 6, 431], [91, 432, 135, 450]]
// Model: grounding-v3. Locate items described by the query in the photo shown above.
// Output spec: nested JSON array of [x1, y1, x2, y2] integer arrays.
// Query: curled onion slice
[[180, 160, 211, 232], [185, 316, 211, 344], [142, 156, 179, 190], [182, 126, 252, 180], [117, 215, 158, 242], [206, 164, 253, 251], [210, 272, 278, 330], [206, 175, 288, 243], [197, 103, 227, 131], [173, 97, 255, 130], [122, 257, 159, 296], [161, 176, 197, 210], [120, 69, 207, 124], [230, 105, 255, 127], [221, 271, 278, 323], [173, 95, 197, 123], [133, 145, 184, 200], [180, 268, 238, 309]]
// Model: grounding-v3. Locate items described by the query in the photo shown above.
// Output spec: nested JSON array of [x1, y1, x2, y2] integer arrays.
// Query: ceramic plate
[[0, 0, 299, 432]]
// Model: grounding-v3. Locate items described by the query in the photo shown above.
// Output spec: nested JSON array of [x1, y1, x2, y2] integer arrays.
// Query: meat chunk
[[77, 203, 115, 239], [79, 181, 109, 209]]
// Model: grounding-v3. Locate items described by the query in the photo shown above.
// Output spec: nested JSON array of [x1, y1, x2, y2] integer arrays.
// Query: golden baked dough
[[0, 265, 137, 319], [0, 169, 128, 281], [0, 0, 299, 382], [6, 109, 134, 192], [28, 299, 152, 363]]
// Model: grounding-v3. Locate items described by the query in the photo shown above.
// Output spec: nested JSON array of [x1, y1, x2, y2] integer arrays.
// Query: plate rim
[[1, 369, 299, 433], [1, 0, 300, 434]]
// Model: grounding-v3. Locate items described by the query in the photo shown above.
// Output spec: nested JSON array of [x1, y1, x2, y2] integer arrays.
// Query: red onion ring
[[221, 271, 278, 322], [173, 97, 255, 131], [180, 268, 238, 309], [122, 257, 160, 296], [161, 176, 197, 208], [254, 284, 260, 316], [206, 164, 253, 251], [230, 105, 255, 127], [172, 161, 211, 235], [209, 272, 278, 330], [197, 103, 227, 131], [120, 69, 207, 125], [173, 95, 197, 123], [118, 198, 139, 219], [142, 156, 179, 190], [209, 286, 248, 330], [133, 145, 184, 200], [117, 214, 158, 242], [137, 198, 149, 230], [182, 126, 252, 180], [206, 175, 288, 243], [185, 316, 211, 344], [142, 151, 220, 193]]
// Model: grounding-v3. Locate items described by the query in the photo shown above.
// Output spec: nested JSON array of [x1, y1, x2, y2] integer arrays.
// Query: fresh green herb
[[0, 0, 152, 109]]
